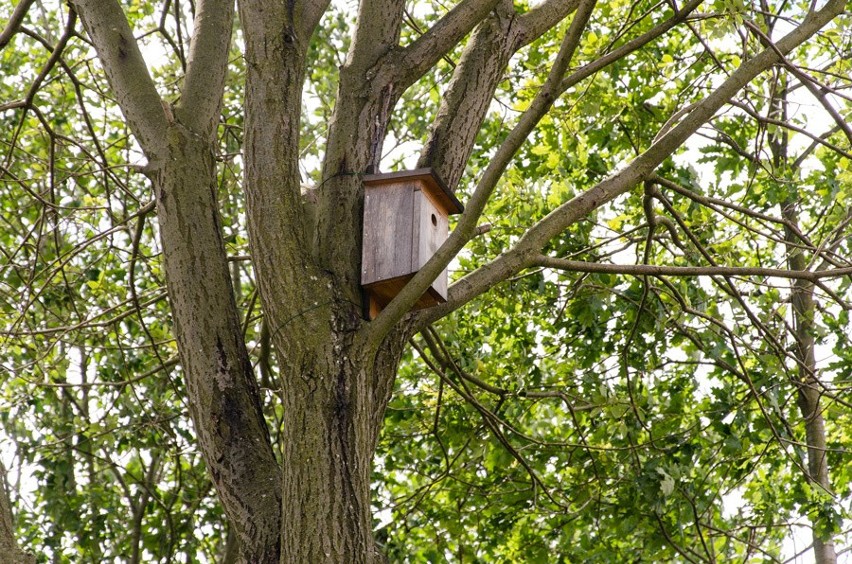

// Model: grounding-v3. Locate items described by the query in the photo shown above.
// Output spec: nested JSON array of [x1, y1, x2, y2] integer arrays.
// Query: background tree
[[0, 0, 850, 562]]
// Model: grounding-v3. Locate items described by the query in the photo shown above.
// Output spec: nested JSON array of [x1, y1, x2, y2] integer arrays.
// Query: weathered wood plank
[[361, 182, 415, 285]]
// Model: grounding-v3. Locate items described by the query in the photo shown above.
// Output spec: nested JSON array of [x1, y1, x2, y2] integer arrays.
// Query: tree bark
[[154, 123, 283, 562], [0, 462, 35, 564], [276, 331, 407, 562], [72, 1, 284, 560], [771, 85, 837, 563], [418, 0, 580, 190]]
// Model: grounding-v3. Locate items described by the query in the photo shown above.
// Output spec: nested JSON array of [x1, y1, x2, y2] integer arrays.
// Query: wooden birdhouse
[[361, 168, 464, 319]]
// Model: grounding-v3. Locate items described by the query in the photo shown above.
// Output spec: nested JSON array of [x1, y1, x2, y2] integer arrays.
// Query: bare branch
[[531, 255, 852, 282], [728, 99, 852, 160], [451, 0, 597, 237], [69, 0, 168, 160], [422, 0, 703, 193], [176, 0, 235, 138], [0, 0, 36, 50], [18, 8, 77, 113], [559, 0, 705, 94]]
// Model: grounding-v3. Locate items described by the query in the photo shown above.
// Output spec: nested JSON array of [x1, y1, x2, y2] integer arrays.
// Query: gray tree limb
[[418, 0, 581, 191], [389, 0, 501, 87], [417, 0, 521, 189], [73, 2, 286, 559], [0, 0, 36, 50], [518, 0, 580, 42], [530, 256, 852, 281], [69, 0, 168, 160], [176, 0, 236, 138], [416, 0, 846, 327], [238, 0, 331, 333]]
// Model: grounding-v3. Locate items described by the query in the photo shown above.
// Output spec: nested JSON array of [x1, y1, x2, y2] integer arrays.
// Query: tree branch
[[390, 0, 501, 88], [0, 0, 36, 50], [348, 0, 406, 71], [238, 0, 332, 332], [418, 0, 581, 190], [557, 0, 705, 99], [176, 0, 235, 138], [295, 0, 332, 41], [417, 0, 520, 189], [420, 0, 703, 192], [447, 0, 597, 243], [69, 0, 168, 160], [650, 174, 826, 263], [728, 99, 852, 161], [517, 0, 581, 42], [530, 255, 852, 281], [415, 0, 846, 327]]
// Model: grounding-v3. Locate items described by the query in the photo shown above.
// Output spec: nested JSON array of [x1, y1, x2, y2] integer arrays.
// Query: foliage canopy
[[0, 0, 850, 561]]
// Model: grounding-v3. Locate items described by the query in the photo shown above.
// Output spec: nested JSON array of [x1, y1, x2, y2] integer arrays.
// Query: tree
[[0, 0, 850, 561]]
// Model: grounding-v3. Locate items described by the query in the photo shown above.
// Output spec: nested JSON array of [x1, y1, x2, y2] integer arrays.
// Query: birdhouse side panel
[[412, 189, 449, 299], [361, 183, 415, 286]]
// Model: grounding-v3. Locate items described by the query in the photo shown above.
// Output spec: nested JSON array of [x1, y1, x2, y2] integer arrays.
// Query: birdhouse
[[361, 168, 464, 319]]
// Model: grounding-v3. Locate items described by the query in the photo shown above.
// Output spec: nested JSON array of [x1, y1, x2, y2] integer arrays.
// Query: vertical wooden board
[[414, 189, 449, 299], [361, 182, 415, 285]]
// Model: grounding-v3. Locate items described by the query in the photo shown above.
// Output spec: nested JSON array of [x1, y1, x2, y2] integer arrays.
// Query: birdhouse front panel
[[361, 181, 417, 287]]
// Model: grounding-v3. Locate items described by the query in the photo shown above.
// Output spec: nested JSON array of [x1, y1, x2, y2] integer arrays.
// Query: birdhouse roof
[[363, 168, 464, 215]]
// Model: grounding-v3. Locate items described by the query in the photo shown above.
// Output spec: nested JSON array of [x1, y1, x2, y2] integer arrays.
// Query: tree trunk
[[277, 328, 405, 562], [153, 123, 283, 562], [783, 208, 837, 564], [0, 462, 35, 564], [771, 80, 837, 564]]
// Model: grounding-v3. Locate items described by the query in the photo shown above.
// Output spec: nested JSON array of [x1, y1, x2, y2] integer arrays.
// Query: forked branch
[[69, 0, 168, 160], [176, 0, 235, 137]]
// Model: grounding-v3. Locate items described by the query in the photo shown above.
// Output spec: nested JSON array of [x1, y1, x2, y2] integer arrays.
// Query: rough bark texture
[[238, 0, 389, 559], [0, 462, 35, 564], [276, 330, 406, 562], [418, 0, 580, 190], [73, 1, 284, 560], [154, 124, 283, 562], [418, 0, 520, 190]]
